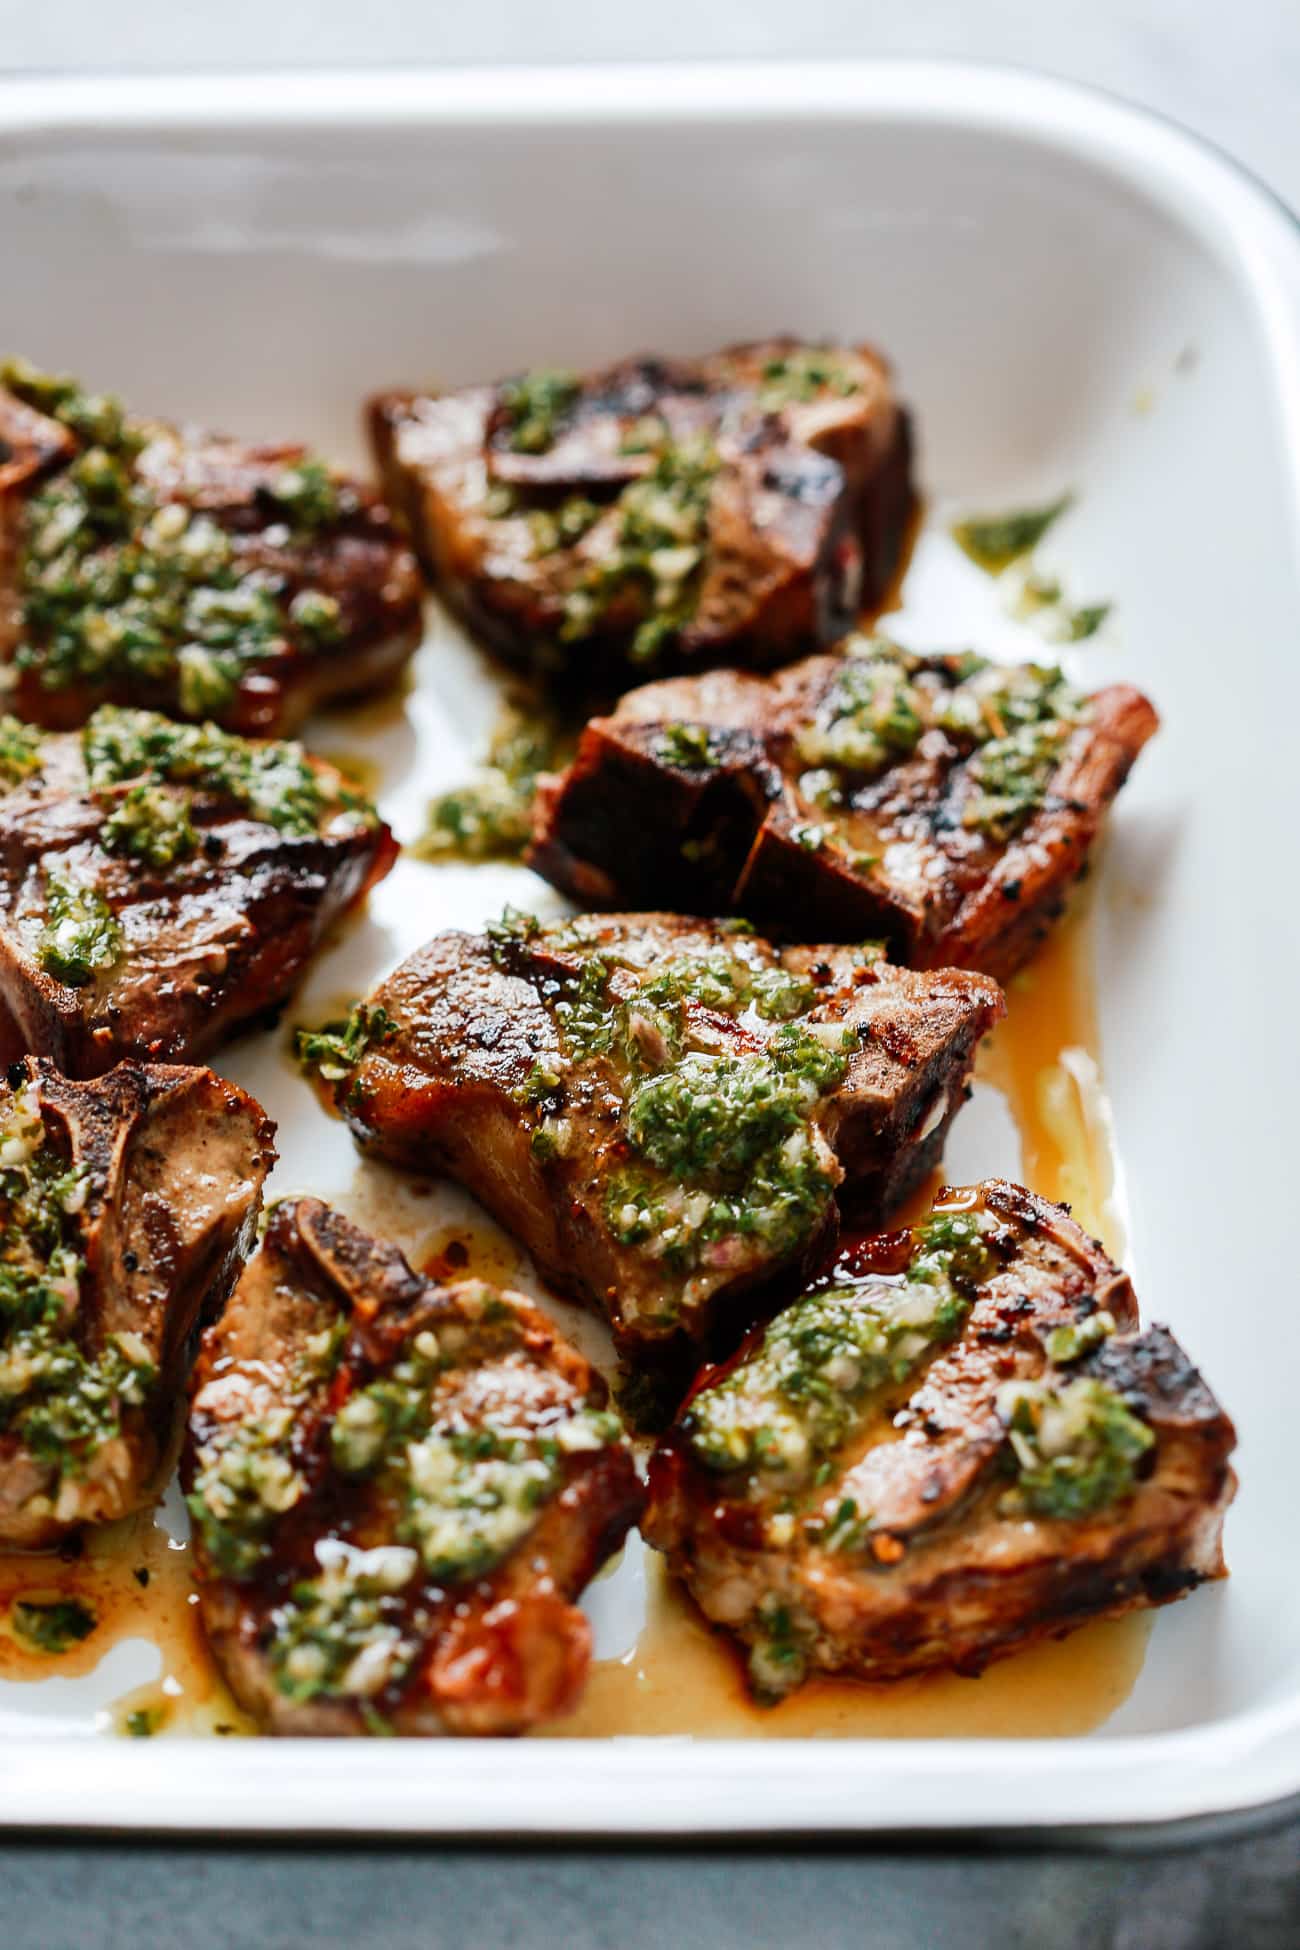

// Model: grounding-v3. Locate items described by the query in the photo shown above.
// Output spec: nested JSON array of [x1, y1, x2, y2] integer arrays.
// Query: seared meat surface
[[186, 1197, 641, 1735], [0, 705, 396, 1076], [645, 1181, 1235, 1697], [0, 359, 423, 735], [370, 339, 913, 687], [529, 640, 1159, 979], [0, 1057, 272, 1548], [298, 913, 1003, 1364]]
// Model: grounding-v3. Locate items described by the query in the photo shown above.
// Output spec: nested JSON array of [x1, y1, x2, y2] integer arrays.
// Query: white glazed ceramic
[[0, 60, 1297, 1839]]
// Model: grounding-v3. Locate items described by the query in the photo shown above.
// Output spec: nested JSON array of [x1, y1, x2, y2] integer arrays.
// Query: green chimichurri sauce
[[0, 1082, 156, 1478], [1, 358, 348, 715], [682, 1207, 999, 1481], [795, 640, 1088, 841]]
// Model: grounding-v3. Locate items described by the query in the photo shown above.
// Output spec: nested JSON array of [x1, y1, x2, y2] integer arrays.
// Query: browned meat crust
[[0, 1057, 273, 1548], [185, 1198, 642, 1736], [528, 645, 1159, 980], [644, 1181, 1236, 1696], [0, 369, 424, 736], [0, 717, 397, 1077], [369, 339, 913, 686], [305, 913, 1003, 1366]]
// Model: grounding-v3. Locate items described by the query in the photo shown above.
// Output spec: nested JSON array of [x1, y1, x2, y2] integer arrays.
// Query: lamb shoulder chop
[[0, 704, 397, 1076], [185, 1197, 641, 1735], [0, 358, 423, 736], [0, 1056, 273, 1548], [369, 339, 913, 688], [297, 912, 1003, 1368], [528, 639, 1159, 980], [644, 1180, 1236, 1697]]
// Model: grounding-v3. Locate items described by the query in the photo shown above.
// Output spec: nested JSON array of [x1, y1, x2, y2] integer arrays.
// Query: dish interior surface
[[0, 66, 1297, 1829]]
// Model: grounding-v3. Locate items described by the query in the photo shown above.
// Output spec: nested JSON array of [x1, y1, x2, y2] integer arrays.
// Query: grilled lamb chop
[[0, 705, 396, 1077], [529, 640, 1159, 980], [644, 1180, 1236, 1698], [298, 913, 1003, 1368], [186, 1197, 641, 1736], [0, 358, 423, 736], [0, 1057, 273, 1548], [369, 339, 913, 688]]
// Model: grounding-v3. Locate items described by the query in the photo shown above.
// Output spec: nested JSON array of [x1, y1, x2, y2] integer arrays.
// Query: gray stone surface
[[2, 1821, 1300, 1949], [0, 4, 1298, 1943]]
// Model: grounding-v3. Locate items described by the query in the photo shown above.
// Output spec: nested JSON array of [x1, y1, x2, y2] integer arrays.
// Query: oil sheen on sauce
[[548, 895, 1152, 1742], [0, 1503, 253, 1738], [0, 902, 1149, 1740]]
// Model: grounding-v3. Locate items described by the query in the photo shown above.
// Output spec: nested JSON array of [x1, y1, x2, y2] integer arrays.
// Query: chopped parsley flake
[[951, 495, 1072, 574], [498, 369, 580, 454], [102, 781, 198, 868], [10, 1595, 97, 1655], [294, 1003, 398, 1085], [655, 722, 719, 770]]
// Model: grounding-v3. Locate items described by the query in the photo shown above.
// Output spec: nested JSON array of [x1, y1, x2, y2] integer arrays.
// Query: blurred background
[[2, 0, 1297, 205]]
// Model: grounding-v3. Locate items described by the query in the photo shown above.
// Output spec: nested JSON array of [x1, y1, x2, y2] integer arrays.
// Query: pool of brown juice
[[0, 1508, 253, 1737], [547, 895, 1152, 1741]]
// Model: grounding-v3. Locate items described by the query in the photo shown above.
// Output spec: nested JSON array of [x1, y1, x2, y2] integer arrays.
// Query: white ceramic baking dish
[[0, 60, 1297, 1841]]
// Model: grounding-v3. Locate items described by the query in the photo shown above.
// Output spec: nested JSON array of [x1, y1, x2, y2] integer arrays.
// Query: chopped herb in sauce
[[682, 1207, 998, 1482], [655, 722, 719, 770], [792, 640, 1087, 841], [951, 495, 1072, 574], [37, 865, 123, 986], [951, 493, 1112, 644], [1063, 600, 1112, 642], [754, 348, 863, 412], [0, 717, 46, 790], [497, 368, 580, 454], [502, 932, 859, 1282], [124, 1704, 167, 1737], [485, 906, 541, 968], [1, 358, 350, 713], [10, 1595, 97, 1655], [271, 1541, 421, 1704], [794, 641, 926, 777], [419, 705, 573, 863], [83, 706, 354, 838], [998, 1373, 1154, 1520], [187, 1406, 307, 1578], [561, 435, 718, 664], [0, 1082, 156, 1481], [961, 720, 1074, 840], [294, 1002, 398, 1085]]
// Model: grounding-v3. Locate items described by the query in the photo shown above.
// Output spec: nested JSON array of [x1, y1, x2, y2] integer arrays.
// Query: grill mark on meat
[[309, 914, 1002, 1371], [0, 726, 396, 1076], [528, 649, 1158, 981], [644, 1180, 1235, 1694], [369, 338, 914, 688]]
